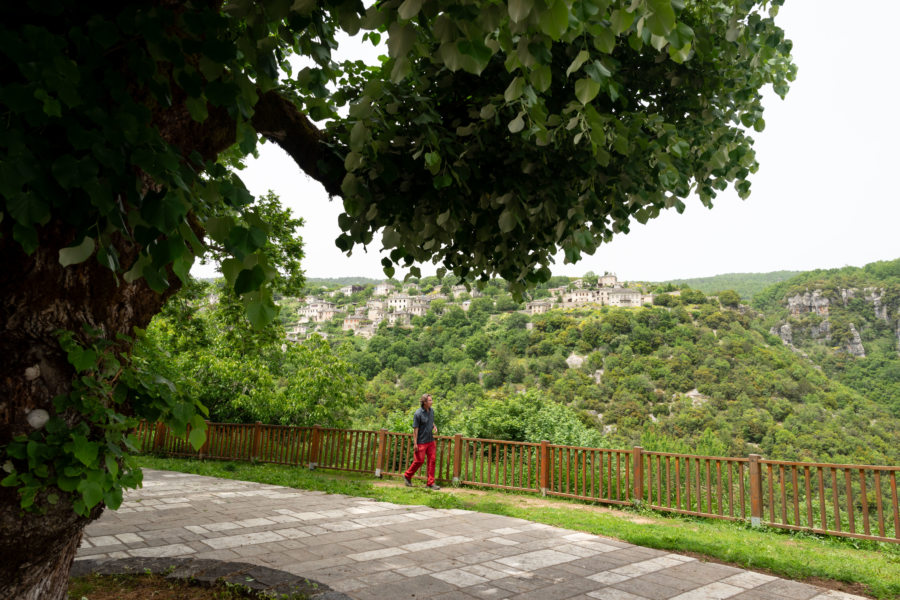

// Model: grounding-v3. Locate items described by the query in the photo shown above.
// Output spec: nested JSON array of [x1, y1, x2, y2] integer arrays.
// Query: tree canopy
[[2, 0, 794, 298], [0, 0, 793, 597]]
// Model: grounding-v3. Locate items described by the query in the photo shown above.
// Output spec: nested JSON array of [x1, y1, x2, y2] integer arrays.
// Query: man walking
[[404, 393, 441, 490]]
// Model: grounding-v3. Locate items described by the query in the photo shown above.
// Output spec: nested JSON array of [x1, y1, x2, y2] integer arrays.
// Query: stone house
[[562, 289, 597, 305], [342, 315, 369, 332], [408, 301, 429, 317], [387, 294, 412, 312], [606, 288, 643, 307], [599, 273, 618, 287], [387, 311, 411, 327], [526, 300, 552, 314], [286, 324, 307, 342], [450, 285, 482, 299], [373, 282, 394, 296]]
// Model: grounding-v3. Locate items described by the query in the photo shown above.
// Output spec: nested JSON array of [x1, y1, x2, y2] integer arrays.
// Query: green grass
[[133, 456, 900, 599]]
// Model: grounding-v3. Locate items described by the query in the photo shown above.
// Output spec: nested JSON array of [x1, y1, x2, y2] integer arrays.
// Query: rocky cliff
[[771, 287, 898, 358]]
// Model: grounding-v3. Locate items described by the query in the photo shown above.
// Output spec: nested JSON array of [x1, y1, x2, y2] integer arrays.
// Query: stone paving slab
[[75, 470, 868, 600]]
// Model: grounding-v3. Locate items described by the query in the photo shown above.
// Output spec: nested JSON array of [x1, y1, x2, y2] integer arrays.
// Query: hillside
[[662, 270, 802, 299], [753, 258, 900, 415], [344, 297, 900, 466], [139, 260, 900, 468], [304, 276, 382, 287]]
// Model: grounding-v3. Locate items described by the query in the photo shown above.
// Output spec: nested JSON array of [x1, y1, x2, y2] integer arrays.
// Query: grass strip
[[133, 456, 900, 599]]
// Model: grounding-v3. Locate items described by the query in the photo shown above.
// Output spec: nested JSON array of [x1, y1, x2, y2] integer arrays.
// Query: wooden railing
[[135, 422, 900, 544]]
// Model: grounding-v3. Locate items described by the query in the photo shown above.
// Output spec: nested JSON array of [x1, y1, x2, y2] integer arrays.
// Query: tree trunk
[[0, 220, 174, 599], [0, 487, 102, 600]]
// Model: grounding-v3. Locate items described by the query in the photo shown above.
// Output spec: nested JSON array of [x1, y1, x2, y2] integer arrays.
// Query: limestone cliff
[[772, 287, 897, 358]]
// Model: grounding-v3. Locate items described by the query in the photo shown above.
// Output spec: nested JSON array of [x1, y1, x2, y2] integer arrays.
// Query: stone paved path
[[75, 470, 866, 600]]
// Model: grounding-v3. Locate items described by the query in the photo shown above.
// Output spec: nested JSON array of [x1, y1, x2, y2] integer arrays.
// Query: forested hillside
[[342, 299, 899, 466], [139, 262, 900, 468], [662, 271, 801, 299], [753, 258, 900, 415]]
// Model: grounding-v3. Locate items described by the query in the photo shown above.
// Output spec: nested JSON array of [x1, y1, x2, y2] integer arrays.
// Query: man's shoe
[[426, 484, 441, 490], [404, 477, 413, 487]]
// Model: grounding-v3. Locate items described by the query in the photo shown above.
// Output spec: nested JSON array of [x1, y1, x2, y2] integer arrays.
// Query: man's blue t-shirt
[[413, 407, 434, 444]]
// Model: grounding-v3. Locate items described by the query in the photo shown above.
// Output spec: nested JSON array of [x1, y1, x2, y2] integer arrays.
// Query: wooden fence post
[[309, 425, 322, 470], [632, 446, 644, 504], [539, 440, 550, 496], [452, 434, 463, 485], [251, 421, 262, 462], [199, 421, 211, 460], [375, 429, 387, 477], [138, 421, 150, 453], [153, 422, 166, 453], [749, 454, 763, 527]]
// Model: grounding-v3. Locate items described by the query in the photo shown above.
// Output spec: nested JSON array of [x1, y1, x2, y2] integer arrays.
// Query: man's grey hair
[[420, 393, 431, 408]]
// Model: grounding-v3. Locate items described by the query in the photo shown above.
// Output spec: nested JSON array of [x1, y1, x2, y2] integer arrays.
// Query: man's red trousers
[[404, 441, 436, 486]]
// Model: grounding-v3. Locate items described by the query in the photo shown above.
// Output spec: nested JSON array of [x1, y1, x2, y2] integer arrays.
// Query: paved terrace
[[75, 470, 865, 600]]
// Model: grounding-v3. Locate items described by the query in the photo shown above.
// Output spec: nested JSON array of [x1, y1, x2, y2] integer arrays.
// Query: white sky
[[194, 1, 900, 283]]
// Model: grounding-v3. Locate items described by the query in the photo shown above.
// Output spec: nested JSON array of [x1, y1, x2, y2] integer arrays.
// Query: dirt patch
[[68, 573, 260, 599]]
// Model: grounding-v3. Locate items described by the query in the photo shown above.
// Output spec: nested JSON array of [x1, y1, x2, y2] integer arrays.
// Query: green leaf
[[508, 0, 533, 23], [59, 236, 95, 267], [529, 64, 552, 92], [584, 60, 611, 81], [668, 41, 692, 63], [105, 454, 119, 479], [390, 57, 412, 83], [103, 486, 124, 510], [78, 480, 103, 509], [205, 216, 233, 243], [610, 9, 635, 35], [438, 42, 464, 71], [67, 346, 98, 372], [541, 0, 570, 40], [433, 174, 452, 189], [234, 265, 266, 294], [726, 24, 741, 42], [350, 121, 368, 152], [397, 0, 424, 20], [646, 0, 676, 36], [575, 78, 602, 104], [382, 227, 400, 249], [504, 76, 525, 102], [566, 50, 590, 78], [56, 475, 79, 492], [7, 195, 50, 226], [507, 114, 525, 133], [221, 257, 243, 283], [72, 435, 99, 467], [387, 22, 416, 58], [498, 209, 517, 233], [246, 296, 277, 329], [185, 96, 208, 122], [593, 26, 616, 54], [188, 426, 207, 451], [424, 151, 442, 174]]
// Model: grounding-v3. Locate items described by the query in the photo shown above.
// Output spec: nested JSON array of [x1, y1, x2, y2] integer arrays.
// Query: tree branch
[[251, 91, 344, 197]]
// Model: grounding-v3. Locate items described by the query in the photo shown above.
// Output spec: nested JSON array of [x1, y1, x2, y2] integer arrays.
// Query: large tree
[[0, 0, 793, 597]]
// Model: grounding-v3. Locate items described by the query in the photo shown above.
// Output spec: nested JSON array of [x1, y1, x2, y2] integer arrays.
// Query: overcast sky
[[194, 1, 900, 283]]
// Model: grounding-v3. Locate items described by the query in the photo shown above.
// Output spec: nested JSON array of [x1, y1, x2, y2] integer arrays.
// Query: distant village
[[286, 274, 654, 342]]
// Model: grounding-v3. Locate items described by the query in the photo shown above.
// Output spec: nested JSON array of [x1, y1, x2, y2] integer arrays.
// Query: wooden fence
[[135, 421, 900, 544]]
